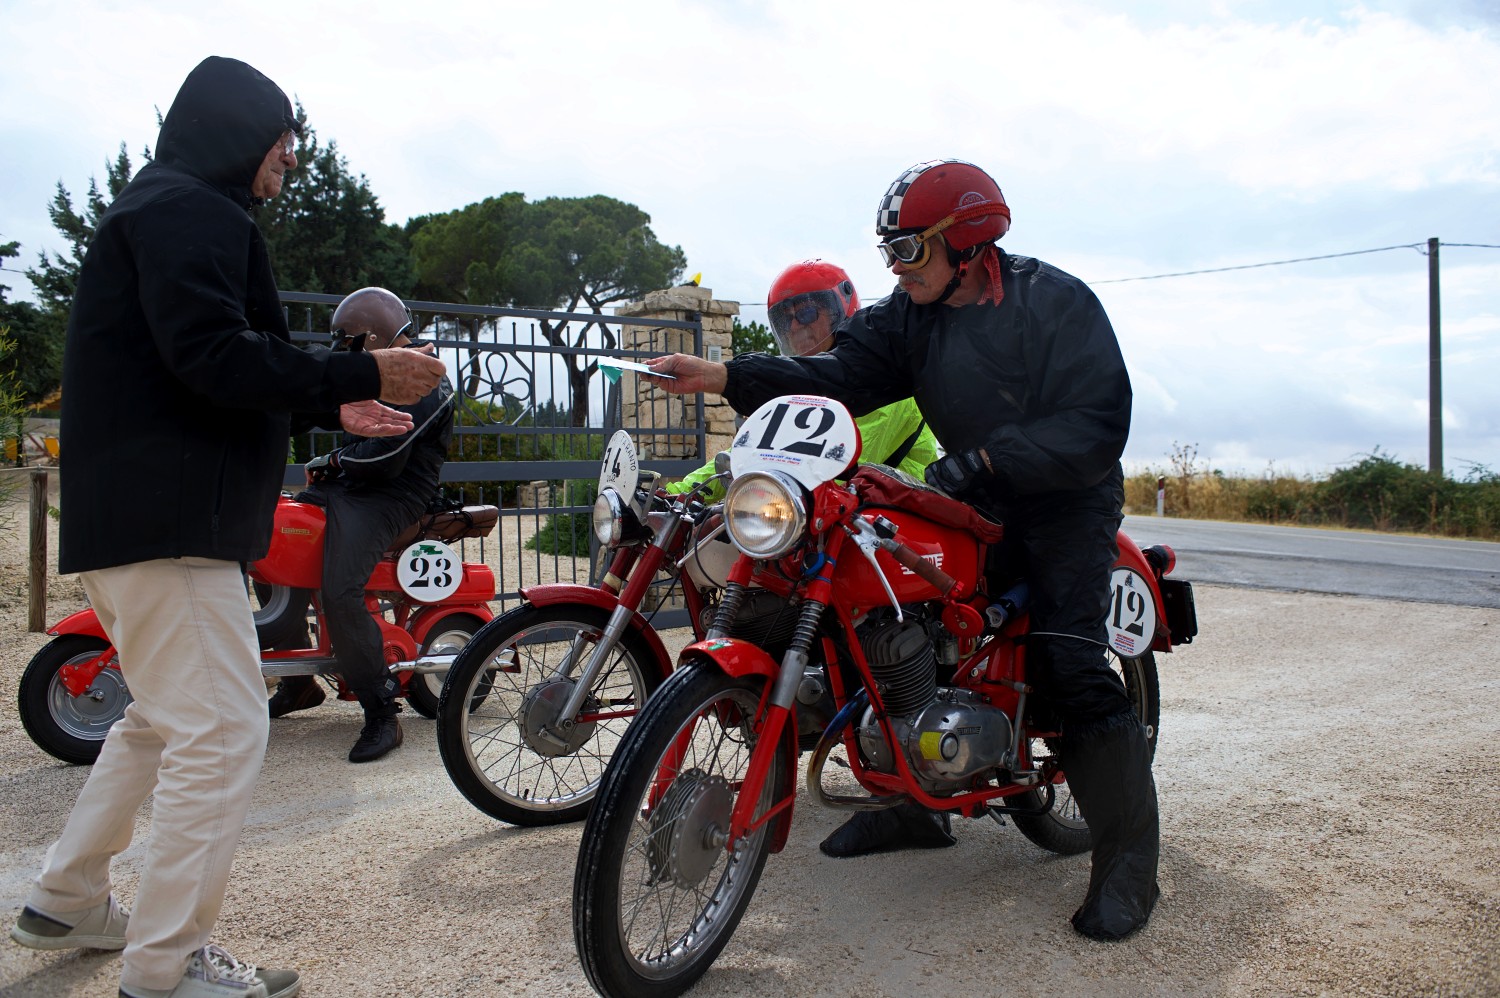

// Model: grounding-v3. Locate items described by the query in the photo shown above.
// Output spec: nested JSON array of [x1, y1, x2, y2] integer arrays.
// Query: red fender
[[678, 639, 799, 853], [519, 583, 675, 676], [1114, 531, 1173, 652], [49, 608, 108, 640], [408, 603, 495, 646]]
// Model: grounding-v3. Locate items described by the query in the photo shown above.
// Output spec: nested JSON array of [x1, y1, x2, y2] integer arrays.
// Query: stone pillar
[[614, 285, 739, 462]]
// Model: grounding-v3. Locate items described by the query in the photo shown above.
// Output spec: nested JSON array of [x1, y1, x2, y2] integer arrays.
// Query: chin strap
[[933, 257, 969, 305], [936, 244, 1005, 307]]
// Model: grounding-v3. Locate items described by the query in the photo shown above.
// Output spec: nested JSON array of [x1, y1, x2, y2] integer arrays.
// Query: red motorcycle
[[18, 495, 499, 765], [572, 395, 1198, 997], [436, 430, 737, 826]]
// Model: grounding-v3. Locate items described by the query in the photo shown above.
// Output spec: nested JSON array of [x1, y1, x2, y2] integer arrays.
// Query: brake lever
[[845, 518, 903, 622]]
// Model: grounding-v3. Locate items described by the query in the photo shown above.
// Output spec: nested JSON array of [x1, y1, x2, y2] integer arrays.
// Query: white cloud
[[1, 0, 1496, 475]]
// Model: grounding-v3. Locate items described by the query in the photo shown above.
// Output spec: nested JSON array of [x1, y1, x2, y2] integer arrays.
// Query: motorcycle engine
[[854, 614, 1012, 793]]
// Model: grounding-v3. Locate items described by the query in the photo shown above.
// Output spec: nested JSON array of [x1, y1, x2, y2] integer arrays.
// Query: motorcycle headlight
[[593, 490, 625, 547], [724, 471, 806, 560]]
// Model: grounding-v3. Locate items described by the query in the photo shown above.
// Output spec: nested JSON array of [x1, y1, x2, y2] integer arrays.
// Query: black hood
[[153, 56, 300, 209]]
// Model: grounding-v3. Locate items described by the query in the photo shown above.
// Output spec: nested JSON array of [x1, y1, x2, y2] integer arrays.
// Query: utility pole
[[1428, 237, 1442, 476]]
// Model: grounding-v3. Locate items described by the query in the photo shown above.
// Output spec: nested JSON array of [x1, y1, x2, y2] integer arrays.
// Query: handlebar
[[876, 537, 958, 596]]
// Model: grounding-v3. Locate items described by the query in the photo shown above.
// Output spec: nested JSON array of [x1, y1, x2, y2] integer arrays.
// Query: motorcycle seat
[[849, 464, 1005, 544], [386, 505, 500, 552]]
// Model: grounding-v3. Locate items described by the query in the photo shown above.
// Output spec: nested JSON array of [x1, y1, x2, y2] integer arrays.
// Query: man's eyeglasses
[[769, 296, 824, 329], [279, 131, 297, 157], [876, 215, 959, 268]]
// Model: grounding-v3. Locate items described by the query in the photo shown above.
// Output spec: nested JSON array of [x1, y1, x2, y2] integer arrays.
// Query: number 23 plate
[[397, 539, 462, 602]]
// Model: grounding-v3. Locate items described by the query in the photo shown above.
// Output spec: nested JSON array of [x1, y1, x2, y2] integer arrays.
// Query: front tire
[[574, 665, 788, 998], [1009, 649, 1159, 855], [405, 613, 486, 718], [18, 636, 123, 765], [436, 602, 665, 826]]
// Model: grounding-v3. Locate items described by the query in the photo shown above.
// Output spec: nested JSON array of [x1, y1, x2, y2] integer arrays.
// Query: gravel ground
[[0, 482, 1496, 998]]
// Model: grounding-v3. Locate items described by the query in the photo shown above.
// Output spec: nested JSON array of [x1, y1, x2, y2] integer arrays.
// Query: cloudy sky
[[2, 0, 1497, 477]]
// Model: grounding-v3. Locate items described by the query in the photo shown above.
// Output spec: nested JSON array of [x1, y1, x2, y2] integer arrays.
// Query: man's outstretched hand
[[340, 399, 414, 437], [643, 353, 727, 395], [372, 344, 445, 404]]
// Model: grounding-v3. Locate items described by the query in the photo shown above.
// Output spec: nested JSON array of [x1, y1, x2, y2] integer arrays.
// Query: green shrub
[[526, 480, 596, 555]]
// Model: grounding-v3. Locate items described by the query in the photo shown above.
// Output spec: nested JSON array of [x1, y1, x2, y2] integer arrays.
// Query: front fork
[[533, 517, 687, 753], [724, 586, 832, 844]]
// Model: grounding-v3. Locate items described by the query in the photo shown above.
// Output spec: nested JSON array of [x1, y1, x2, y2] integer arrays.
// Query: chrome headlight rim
[[724, 470, 807, 560], [593, 490, 626, 547]]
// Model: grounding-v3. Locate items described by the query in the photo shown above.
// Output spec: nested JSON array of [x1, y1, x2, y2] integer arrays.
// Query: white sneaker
[[10, 895, 129, 950], [119, 944, 300, 998]]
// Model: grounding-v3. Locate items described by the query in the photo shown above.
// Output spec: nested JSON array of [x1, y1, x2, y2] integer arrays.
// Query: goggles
[[877, 208, 974, 268]]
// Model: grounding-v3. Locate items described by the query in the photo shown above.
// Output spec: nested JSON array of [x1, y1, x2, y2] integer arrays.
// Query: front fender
[[49, 608, 107, 639], [679, 642, 798, 852], [520, 584, 675, 675]]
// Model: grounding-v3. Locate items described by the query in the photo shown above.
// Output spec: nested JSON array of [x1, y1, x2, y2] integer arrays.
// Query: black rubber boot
[[819, 803, 956, 858], [1060, 711, 1160, 940], [349, 689, 403, 763], [267, 676, 325, 718]]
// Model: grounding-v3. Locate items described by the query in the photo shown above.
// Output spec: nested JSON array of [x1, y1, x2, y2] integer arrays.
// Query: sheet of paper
[[596, 358, 675, 379]]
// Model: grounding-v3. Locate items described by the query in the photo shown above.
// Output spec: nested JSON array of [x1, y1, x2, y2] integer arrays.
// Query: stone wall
[[614, 285, 739, 463]]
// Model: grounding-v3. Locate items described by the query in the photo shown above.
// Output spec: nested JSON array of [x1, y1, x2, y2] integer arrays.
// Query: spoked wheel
[[1008, 649, 1159, 855], [436, 602, 664, 826], [574, 665, 789, 998], [17, 635, 124, 765], [405, 613, 486, 719]]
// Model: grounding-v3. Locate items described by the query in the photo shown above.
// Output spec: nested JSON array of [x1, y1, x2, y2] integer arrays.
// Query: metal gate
[[281, 292, 707, 617]]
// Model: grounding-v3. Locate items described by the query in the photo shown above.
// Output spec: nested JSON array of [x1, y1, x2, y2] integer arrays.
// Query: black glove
[[305, 451, 339, 484], [924, 449, 988, 497]]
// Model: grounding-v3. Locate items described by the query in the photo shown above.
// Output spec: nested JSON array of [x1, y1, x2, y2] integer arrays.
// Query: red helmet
[[767, 260, 860, 357], [875, 159, 1011, 263]]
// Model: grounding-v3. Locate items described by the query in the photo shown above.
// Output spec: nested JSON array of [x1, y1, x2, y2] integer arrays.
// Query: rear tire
[[1009, 649, 1159, 854], [18, 636, 122, 765], [405, 613, 486, 718], [574, 665, 788, 998], [250, 580, 311, 650]]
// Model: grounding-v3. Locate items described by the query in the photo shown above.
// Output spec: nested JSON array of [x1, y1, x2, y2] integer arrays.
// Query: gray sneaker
[[119, 945, 300, 998], [10, 895, 129, 950]]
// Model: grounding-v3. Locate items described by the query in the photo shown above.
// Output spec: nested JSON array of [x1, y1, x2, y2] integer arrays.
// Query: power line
[[1093, 242, 1426, 284]]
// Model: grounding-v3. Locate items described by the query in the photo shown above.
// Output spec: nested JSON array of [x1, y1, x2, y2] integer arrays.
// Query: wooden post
[[1427, 237, 1442, 476], [28, 468, 47, 632]]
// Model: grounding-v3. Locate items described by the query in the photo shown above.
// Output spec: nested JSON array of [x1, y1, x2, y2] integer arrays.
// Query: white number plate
[[1106, 567, 1157, 658], [397, 539, 462, 602], [598, 429, 639, 499], [730, 395, 860, 489]]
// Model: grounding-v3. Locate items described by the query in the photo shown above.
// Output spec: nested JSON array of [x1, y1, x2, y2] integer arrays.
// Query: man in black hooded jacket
[[644, 159, 1158, 943], [8, 57, 444, 998]]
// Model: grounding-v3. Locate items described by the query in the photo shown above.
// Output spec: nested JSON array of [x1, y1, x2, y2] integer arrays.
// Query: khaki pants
[[29, 558, 270, 992]]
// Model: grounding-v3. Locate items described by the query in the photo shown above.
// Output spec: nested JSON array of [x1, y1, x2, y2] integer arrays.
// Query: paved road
[[1122, 515, 1500, 608]]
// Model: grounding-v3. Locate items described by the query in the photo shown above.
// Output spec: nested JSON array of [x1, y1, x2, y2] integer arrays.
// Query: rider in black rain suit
[[268, 288, 454, 763], [646, 159, 1158, 942]]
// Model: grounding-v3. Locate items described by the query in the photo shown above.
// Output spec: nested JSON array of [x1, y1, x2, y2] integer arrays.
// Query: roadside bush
[[1127, 444, 1499, 540]]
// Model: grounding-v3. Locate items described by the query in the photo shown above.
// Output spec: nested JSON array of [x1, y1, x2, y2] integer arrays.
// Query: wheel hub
[[50, 668, 132, 739], [646, 769, 733, 889], [518, 679, 596, 757]]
